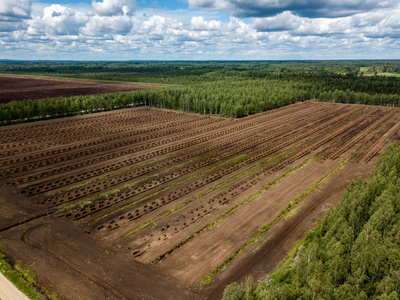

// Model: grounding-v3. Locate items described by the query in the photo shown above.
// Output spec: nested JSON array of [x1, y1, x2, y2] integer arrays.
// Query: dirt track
[[0, 102, 399, 299], [0, 75, 158, 103], [0, 272, 30, 300]]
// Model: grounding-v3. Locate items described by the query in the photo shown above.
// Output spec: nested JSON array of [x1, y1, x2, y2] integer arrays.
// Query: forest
[[1, 60, 400, 124], [223, 142, 400, 300]]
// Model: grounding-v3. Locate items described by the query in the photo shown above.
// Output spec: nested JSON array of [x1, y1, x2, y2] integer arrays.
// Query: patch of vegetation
[[0, 248, 59, 299]]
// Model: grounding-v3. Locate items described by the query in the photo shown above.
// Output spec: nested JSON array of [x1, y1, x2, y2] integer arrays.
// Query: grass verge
[[0, 248, 59, 299]]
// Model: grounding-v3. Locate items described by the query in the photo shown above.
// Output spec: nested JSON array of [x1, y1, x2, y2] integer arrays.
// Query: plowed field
[[0, 75, 157, 103], [0, 101, 399, 299]]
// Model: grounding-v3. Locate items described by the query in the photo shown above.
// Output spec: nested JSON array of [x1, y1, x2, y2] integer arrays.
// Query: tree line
[[2, 61, 400, 124], [3, 75, 400, 124]]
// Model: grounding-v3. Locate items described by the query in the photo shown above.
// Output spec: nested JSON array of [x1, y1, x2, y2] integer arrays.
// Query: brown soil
[[0, 75, 158, 103], [0, 102, 399, 300]]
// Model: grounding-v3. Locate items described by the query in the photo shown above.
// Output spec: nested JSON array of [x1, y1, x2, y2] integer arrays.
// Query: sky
[[0, 0, 400, 60]]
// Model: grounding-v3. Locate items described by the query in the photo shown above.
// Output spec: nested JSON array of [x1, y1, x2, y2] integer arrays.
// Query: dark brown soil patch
[[0, 75, 159, 103]]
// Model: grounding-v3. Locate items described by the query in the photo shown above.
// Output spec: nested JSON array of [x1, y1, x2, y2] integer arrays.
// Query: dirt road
[[0, 272, 29, 300]]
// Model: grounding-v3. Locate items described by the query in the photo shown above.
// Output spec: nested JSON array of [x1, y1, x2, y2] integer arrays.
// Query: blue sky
[[1, 0, 400, 60]]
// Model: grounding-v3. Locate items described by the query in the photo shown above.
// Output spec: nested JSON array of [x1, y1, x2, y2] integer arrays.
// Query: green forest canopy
[[1, 60, 400, 124]]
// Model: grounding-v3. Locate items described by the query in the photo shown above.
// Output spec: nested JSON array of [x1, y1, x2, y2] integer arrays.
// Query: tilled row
[[0, 107, 172, 144], [3, 116, 231, 178], [100, 106, 360, 233], [95, 106, 346, 230], [128, 106, 377, 258], [363, 118, 400, 163], [0, 106, 154, 137], [35, 104, 336, 203], [327, 109, 397, 160], [80, 105, 356, 224], [0, 116, 218, 168], [0, 113, 199, 158], [8, 102, 316, 184]]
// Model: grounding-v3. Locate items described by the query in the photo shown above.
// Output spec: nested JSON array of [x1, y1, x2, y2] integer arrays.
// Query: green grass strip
[[152, 157, 313, 264], [198, 155, 351, 288]]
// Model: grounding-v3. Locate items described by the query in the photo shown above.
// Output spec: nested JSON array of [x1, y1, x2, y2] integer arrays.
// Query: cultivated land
[[0, 75, 157, 103], [0, 101, 400, 299]]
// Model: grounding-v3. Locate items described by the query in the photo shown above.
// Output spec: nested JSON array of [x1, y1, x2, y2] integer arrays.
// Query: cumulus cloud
[[27, 4, 87, 36], [2, 0, 400, 60], [140, 15, 183, 40], [254, 11, 301, 31], [0, 0, 32, 21], [0, 0, 32, 32], [92, 0, 136, 16], [0, 21, 25, 32], [82, 15, 134, 36], [188, 0, 398, 18], [191, 16, 221, 31], [254, 6, 400, 40], [227, 16, 251, 35]]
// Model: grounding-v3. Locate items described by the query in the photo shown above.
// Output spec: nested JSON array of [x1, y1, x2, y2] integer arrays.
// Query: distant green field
[[364, 72, 400, 77], [359, 67, 370, 73], [379, 72, 400, 77]]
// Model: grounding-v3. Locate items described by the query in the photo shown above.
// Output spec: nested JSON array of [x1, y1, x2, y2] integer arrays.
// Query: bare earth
[[0, 75, 158, 103], [0, 101, 399, 299]]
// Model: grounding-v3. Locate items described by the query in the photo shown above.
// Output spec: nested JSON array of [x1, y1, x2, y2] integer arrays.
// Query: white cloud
[[92, 0, 136, 16], [27, 4, 87, 36], [140, 15, 183, 40], [189, 0, 230, 11], [81, 15, 134, 36], [188, 0, 398, 18], [0, 0, 31, 32], [227, 16, 251, 34], [254, 11, 301, 32], [0, 21, 25, 32], [191, 16, 221, 31], [0, 0, 32, 21], [254, 6, 400, 40], [1, 0, 400, 60]]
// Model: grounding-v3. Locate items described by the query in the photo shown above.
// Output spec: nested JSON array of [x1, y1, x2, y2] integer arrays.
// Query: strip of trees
[[2, 62, 400, 124]]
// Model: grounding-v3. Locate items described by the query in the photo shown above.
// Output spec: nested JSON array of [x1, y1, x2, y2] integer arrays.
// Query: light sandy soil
[[0, 272, 30, 300]]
